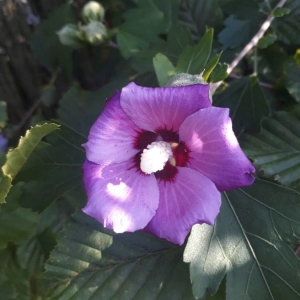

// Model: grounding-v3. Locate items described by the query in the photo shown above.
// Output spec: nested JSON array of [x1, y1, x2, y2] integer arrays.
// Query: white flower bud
[[82, 21, 107, 45], [82, 1, 105, 23], [57, 24, 82, 48]]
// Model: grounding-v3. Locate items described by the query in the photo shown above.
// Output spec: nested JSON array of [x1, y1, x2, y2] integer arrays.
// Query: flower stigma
[[140, 141, 173, 174]]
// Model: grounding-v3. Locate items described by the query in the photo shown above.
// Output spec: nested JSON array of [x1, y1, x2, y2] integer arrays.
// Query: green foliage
[[185, 179, 300, 300], [240, 110, 300, 191], [153, 53, 176, 86], [257, 35, 277, 49], [273, 0, 300, 44], [3, 0, 300, 299], [57, 79, 129, 136], [213, 76, 270, 135], [3, 124, 59, 180], [218, 16, 250, 49], [202, 53, 222, 82], [209, 62, 228, 83], [285, 62, 300, 102], [16, 123, 86, 212], [0, 185, 39, 249], [31, 3, 75, 78], [117, 0, 177, 59], [180, 0, 224, 37], [0, 101, 7, 129], [0, 124, 58, 203], [41, 212, 196, 300], [176, 28, 213, 74], [273, 7, 291, 18]]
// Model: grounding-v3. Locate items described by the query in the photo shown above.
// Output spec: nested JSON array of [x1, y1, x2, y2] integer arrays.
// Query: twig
[[228, 74, 273, 89], [211, 0, 288, 94], [13, 97, 43, 131]]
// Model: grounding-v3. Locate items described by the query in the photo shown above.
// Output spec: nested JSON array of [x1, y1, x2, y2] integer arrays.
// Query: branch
[[211, 0, 288, 94]]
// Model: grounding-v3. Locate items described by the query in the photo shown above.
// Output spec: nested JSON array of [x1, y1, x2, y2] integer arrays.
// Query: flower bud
[[82, 1, 105, 23], [57, 24, 82, 48], [82, 21, 107, 45]]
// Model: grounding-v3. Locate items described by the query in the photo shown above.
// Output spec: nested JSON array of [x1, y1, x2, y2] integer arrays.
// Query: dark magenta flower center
[[134, 129, 189, 181]]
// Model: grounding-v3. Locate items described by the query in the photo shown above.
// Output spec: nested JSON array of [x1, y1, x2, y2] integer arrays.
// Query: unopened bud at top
[[82, 1, 105, 23]]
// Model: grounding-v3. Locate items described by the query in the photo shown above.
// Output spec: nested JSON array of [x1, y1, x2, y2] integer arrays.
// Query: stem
[[13, 97, 43, 131], [228, 74, 273, 89], [254, 46, 258, 75], [211, 0, 288, 94]]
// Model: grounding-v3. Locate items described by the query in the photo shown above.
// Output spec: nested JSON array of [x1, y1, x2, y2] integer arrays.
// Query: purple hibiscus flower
[[82, 82, 255, 245]]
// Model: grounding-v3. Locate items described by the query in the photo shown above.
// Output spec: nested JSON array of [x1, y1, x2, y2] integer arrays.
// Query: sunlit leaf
[[40, 212, 196, 300], [184, 179, 300, 300], [0, 123, 59, 203], [153, 53, 176, 86], [3, 123, 59, 180]]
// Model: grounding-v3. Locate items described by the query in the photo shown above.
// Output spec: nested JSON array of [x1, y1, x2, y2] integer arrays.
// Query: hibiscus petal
[[145, 167, 221, 245], [83, 159, 159, 233], [120, 82, 211, 132], [83, 91, 140, 165], [179, 107, 255, 191]]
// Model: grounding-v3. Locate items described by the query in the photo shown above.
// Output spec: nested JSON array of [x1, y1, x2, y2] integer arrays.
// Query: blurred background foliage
[[0, 0, 300, 299]]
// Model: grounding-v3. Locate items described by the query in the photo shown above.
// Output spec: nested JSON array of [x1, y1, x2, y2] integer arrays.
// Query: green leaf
[[176, 28, 213, 74], [0, 101, 7, 129], [0, 185, 39, 249], [180, 0, 224, 36], [0, 123, 58, 204], [273, 7, 291, 18], [218, 16, 250, 49], [153, 53, 176, 86], [30, 3, 75, 78], [202, 53, 222, 82], [41, 212, 196, 300], [16, 123, 86, 212], [129, 25, 192, 75], [58, 79, 129, 136], [0, 248, 31, 300], [285, 62, 300, 102], [2, 123, 59, 180], [184, 179, 300, 300], [214, 76, 270, 135], [257, 34, 277, 49], [0, 172, 12, 205], [273, 0, 300, 44], [117, 0, 169, 59], [209, 62, 228, 83], [240, 109, 300, 191]]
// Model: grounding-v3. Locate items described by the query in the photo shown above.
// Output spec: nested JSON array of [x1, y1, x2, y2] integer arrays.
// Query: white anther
[[140, 141, 172, 174]]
